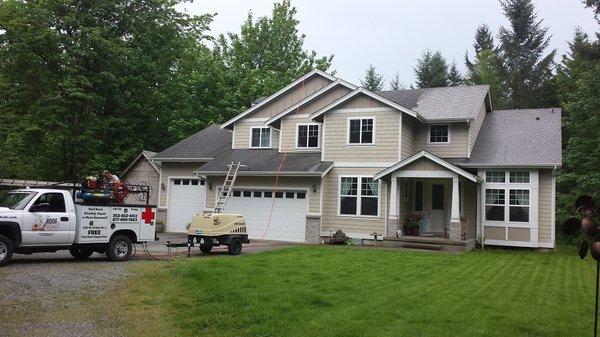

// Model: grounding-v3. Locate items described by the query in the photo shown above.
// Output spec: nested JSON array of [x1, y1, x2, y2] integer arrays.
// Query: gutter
[[194, 171, 325, 177]]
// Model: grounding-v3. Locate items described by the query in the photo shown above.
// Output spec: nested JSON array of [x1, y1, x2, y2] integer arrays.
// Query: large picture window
[[485, 189, 505, 221], [509, 189, 530, 222], [429, 124, 449, 143], [250, 127, 271, 148], [340, 177, 379, 216], [348, 118, 374, 144], [297, 124, 319, 148]]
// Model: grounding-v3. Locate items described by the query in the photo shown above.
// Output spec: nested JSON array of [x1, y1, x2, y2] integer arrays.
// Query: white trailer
[[0, 188, 157, 266]]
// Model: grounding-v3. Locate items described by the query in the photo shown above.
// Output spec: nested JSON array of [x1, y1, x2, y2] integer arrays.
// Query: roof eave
[[374, 151, 480, 182], [458, 163, 562, 168], [194, 171, 324, 177]]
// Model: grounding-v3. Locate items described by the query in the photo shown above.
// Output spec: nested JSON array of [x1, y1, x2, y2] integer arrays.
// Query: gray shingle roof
[[153, 125, 232, 161], [377, 85, 490, 120], [195, 149, 332, 175], [465, 108, 562, 167]]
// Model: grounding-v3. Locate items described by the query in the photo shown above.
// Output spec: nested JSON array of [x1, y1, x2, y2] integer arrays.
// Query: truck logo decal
[[32, 215, 59, 231]]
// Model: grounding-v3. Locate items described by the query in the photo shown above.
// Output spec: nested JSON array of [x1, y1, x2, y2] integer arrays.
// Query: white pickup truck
[[0, 188, 157, 266]]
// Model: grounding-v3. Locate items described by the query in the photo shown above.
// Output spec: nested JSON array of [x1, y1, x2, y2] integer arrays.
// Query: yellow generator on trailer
[[187, 213, 249, 255]]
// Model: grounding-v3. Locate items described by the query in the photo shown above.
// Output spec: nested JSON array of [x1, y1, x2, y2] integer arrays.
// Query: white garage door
[[225, 189, 307, 242], [167, 178, 206, 233]]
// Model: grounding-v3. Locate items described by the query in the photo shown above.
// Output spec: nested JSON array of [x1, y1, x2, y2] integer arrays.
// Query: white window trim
[[346, 116, 376, 146], [427, 124, 451, 144], [337, 175, 381, 217], [295, 123, 321, 149], [480, 169, 539, 247], [249, 126, 272, 148]]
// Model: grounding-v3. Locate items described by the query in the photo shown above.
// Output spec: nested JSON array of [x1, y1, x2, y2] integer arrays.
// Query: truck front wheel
[[69, 247, 93, 260], [107, 235, 133, 262], [0, 235, 13, 267]]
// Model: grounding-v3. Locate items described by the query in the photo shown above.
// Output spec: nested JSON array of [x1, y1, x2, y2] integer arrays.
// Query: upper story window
[[348, 117, 374, 145], [428, 124, 450, 143], [250, 127, 271, 148], [296, 123, 320, 148]]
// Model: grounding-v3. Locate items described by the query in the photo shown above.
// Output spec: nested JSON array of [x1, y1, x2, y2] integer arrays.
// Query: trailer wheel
[[107, 235, 133, 262], [227, 238, 242, 256], [199, 243, 213, 254], [0, 235, 14, 267], [69, 247, 93, 260]]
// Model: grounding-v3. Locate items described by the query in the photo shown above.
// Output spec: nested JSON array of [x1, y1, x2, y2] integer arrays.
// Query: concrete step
[[402, 243, 443, 251]]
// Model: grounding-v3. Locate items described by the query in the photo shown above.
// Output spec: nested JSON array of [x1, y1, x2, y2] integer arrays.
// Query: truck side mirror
[[29, 203, 50, 212]]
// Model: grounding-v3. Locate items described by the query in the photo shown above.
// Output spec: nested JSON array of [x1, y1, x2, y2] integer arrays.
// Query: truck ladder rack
[[213, 161, 243, 213]]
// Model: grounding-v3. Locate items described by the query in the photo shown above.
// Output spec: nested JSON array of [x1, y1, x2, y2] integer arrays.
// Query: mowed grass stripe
[[123, 246, 597, 337]]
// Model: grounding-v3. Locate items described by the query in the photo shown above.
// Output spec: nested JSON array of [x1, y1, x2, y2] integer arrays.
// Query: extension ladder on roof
[[213, 161, 242, 213]]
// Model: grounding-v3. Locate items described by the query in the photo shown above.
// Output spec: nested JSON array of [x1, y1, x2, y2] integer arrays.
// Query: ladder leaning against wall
[[213, 161, 242, 214]]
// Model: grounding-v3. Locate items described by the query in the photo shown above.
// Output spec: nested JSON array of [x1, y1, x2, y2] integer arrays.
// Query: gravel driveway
[[0, 235, 294, 337]]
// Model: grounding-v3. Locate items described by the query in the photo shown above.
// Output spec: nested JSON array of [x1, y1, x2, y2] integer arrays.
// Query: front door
[[427, 183, 447, 234]]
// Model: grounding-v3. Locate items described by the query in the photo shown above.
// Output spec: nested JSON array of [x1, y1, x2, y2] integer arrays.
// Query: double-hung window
[[428, 124, 450, 143], [348, 118, 374, 144], [509, 189, 530, 222], [297, 124, 320, 148], [485, 189, 505, 221], [340, 177, 379, 216], [250, 127, 271, 148]]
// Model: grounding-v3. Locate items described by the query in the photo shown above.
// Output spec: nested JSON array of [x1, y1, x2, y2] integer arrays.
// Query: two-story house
[[153, 69, 562, 249]]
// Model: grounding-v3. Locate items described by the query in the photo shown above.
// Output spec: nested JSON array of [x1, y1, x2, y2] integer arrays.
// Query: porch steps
[[382, 236, 475, 252]]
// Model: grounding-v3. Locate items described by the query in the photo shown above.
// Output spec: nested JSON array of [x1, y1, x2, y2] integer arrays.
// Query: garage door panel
[[167, 178, 206, 233], [225, 189, 307, 242]]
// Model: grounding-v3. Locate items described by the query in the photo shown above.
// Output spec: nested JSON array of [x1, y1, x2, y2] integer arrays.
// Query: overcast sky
[[179, 0, 598, 88]]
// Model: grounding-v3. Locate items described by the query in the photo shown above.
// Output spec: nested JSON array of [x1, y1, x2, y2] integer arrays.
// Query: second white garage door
[[225, 189, 307, 242], [166, 178, 206, 233]]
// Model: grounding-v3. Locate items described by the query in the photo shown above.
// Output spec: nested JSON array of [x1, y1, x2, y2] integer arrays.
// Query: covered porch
[[375, 151, 481, 250]]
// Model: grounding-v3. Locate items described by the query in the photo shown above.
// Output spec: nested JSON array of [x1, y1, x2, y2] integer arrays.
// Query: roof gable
[[221, 69, 336, 129], [309, 88, 423, 121], [374, 151, 480, 182]]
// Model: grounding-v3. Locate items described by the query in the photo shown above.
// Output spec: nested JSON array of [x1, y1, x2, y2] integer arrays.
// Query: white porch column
[[389, 175, 398, 218], [448, 176, 461, 240], [387, 175, 400, 237]]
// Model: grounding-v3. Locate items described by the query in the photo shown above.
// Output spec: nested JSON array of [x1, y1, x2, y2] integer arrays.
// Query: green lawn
[[125, 246, 597, 337]]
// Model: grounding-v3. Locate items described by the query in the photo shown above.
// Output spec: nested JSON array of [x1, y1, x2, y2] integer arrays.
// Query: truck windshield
[[0, 191, 37, 210]]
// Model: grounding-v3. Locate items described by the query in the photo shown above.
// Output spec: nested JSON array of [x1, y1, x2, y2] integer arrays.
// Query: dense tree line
[[0, 0, 330, 181]]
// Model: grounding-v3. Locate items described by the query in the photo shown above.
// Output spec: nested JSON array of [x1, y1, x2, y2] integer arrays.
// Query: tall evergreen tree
[[360, 65, 384, 91], [448, 62, 464, 86], [555, 28, 600, 233], [214, 0, 333, 121], [498, 0, 556, 108], [389, 71, 404, 90], [414, 50, 448, 88], [473, 24, 495, 54]]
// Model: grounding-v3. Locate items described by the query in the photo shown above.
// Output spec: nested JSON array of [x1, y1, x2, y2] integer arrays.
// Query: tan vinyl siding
[[159, 162, 206, 208], [321, 167, 388, 237], [538, 169, 554, 243], [252, 76, 332, 118], [205, 176, 321, 214], [322, 95, 399, 162], [401, 116, 416, 159], [248, 86, 352, 153], [233, 120, 280, 150], [413, 123, 469, 158], [468, 103, 486, 157], [462, 179, 477, 239]]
